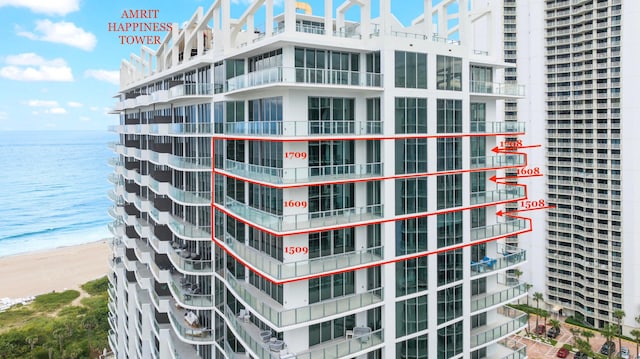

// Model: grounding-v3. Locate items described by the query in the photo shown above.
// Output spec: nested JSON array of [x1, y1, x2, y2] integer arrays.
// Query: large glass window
[[437, 212, 463, 248], [248, 184, 282, 215], [248, 49, 282, 72], [395, 178, 428, 215], [308, 141, 355, 175], [366, 98, 382, 133], [295, 48, 359, 85], [308, 184, 355, 216], [437, 249, 463, 285], [396, 257, 428, 296], [396, 295, 428, 337], [437, 174, 462, 209], [395, 97, 428, 134], [249, 271, 282, 304], [308, 97, 355, 134], [309, 315, 355, 346], [396, 139, 428, 174], [437, 321, 463, 359], [309, 228, 355, 258], [308, 272, 355, 304], [248, 228, 283, 261], [436, 55, 462, 91], [249, 97, 282, 123], [396, 217, 428, 256], [470, 65, 493, 93], [248, 141, 282, 169], [395, 51, 427, 89], [396, 336, 428, 359], [437, 284, 463, 324], [437, 138, 462, 171], [437, 99, 462, 133]]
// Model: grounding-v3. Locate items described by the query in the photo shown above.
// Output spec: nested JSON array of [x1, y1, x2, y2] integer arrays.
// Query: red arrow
[[491, 144, 542, 153], [490, 174, 543, 182], [497, 206, 555, 216]]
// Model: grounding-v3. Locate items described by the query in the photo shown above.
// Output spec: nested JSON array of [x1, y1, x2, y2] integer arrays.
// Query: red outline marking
[[213, 132, 526, 142]]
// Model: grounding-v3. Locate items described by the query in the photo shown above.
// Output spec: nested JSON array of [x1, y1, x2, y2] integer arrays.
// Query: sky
[[0, 0, 436, 131]]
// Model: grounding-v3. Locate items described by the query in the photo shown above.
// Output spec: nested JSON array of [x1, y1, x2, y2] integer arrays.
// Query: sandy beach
[[0, 240, 111, 299]]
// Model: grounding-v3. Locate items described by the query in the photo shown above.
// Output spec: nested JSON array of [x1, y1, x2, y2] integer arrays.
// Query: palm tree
[[581, 329, 595, 345], [26, 336, 38, 358], [601, 324, 618, 359], [533, 292, 543, 328], [549, 319, 561, 331], [53, 327, 67, 354], [540, 310, 549, 328], [630, 329, 640, 359], [570, 327, 581, 345], [575, 337, 594, 358], [613, 309, 625, 352]]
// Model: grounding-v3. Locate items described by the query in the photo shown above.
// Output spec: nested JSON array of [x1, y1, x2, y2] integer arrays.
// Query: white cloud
[[67, 101, 83, 107], [26, 99, 59, 107], [0, 111, 7, 120], [0, 0, 80, 16], [79, 116, 90, 121], [89, 106, 99, 111], [47, 107, 66, 114], [17, 20, 96, 51], [0, 53, 73, 82], [84, 69, 119, 85]]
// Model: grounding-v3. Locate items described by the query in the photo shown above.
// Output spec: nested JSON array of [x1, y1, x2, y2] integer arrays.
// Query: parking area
[[511, 315, 639, 359]]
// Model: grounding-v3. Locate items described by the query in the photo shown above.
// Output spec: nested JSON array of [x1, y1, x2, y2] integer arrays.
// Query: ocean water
[[0, 131, 117, 257]]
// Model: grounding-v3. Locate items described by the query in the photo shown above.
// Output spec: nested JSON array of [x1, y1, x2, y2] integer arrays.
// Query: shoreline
[[0, 237, 112, 260], [0, 240, 112, 299]]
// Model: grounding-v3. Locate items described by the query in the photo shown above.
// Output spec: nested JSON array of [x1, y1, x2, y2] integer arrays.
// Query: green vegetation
[[0, 276, 110, 358]]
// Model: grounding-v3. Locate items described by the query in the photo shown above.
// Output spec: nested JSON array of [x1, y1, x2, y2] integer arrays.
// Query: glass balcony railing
[[224, 305, 280, 359], [223, 159, 383, 185], [168, 305, 214, 343], [168, 186, 211, 205], [496, 338, 527, 359], [167, 246, 213, 273], [225, 66, 383, 92], [470, 154, 525, 169], [223, 120, 382, 136], [295, 328, 384, 359], [470, 188, 524, 206], [470, 306, 527, 348], [471, 245, 527, 277], [168, 83, 212, 98], [168, 273, 213, 308], [167, 155, 211, 171], [224, 235, 383, 280], [471, 282, 528, 312], [469, 81, 525, 97], [149, 123, 214, 135], [224, 196, 383, 232], [226, 269, 383, 328], [471, 219, 528, 242], [470, 122, 525, 133], [168, 215, 211, 240]]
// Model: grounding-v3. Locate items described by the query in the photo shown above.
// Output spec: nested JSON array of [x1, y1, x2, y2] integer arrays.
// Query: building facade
[[520, 0, 640, 333], [107, 0, 532, 358]]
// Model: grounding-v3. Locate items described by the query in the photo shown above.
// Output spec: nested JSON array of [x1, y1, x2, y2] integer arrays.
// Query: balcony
[[168, 215, 210, 240], [222, 120, 382, 138], [471, 219, 529, 242], [471, 244, 527, 277], [168, 272, 213, 308], [470, 188, 524, 206], [225, 304, 384, 359], [167, 244, 213, 273], [223, 197, 383, 233], [224, 234, 383, 281], [491, 338, 527, 359], [470, 122, 525, 134], [223, 159, 383, 186], [225, 67, 383, 93], [470, 154, 525, 169], [167, 186, 210, 206], [148, 123, 214, 136], [167, 301, 214, 343], [226, 269, 383, 328], [168, 83, 212, 99], [470, 306, 527, 348], [470, 81, 526, 97], [471, 282, 528, 313]]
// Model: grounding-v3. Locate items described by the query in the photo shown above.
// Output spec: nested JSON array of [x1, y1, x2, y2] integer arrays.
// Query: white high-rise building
[[517, 0, 640, 334], [107, 1, 532, 358]]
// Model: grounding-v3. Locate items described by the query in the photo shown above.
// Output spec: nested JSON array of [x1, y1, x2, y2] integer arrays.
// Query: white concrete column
[[424, 0, 433, 36], [324, 0, 333, 37], [265, 0, 273, 37]]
